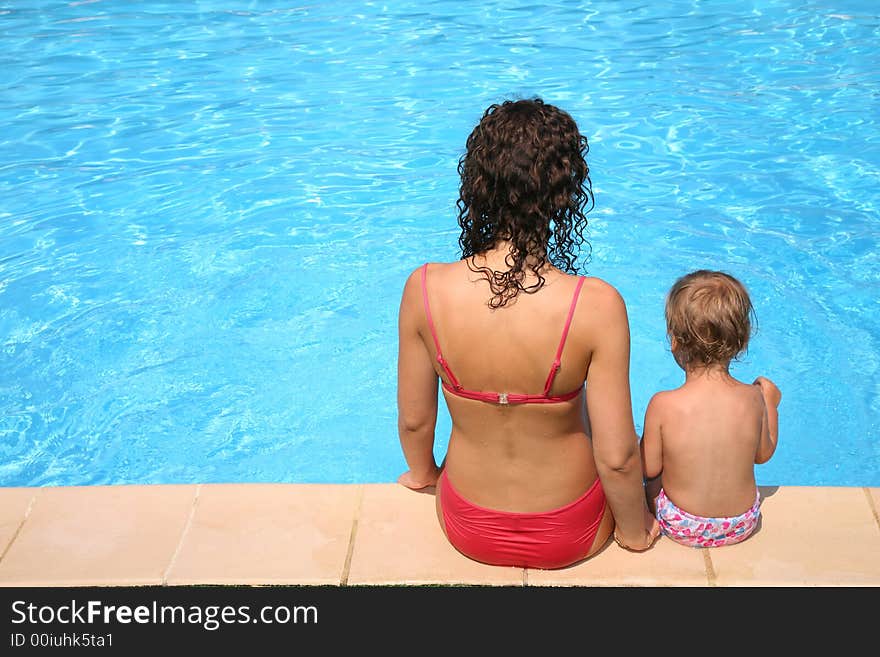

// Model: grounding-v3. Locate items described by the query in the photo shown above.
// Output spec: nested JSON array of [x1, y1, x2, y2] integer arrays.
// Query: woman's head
[[665, 270, 755, 371], [457, 98, 593, 307]]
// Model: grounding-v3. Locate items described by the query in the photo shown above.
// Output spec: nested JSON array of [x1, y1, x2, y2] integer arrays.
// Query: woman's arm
[[585, 283, 658, 550], [396, 268, 441, 489]]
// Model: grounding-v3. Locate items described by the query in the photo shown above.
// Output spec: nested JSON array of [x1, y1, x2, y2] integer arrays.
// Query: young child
[[640, 270, 781, 548]]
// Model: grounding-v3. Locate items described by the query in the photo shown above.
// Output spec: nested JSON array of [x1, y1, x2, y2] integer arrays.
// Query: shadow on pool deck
[[0, 484, 878, 587]]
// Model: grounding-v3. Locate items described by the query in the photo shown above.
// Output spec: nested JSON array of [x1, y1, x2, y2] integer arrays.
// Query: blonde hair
[[665, 270, 755, 369]]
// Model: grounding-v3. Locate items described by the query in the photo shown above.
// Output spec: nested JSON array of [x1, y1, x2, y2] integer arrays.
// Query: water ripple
[[1, 0, 877, 486]]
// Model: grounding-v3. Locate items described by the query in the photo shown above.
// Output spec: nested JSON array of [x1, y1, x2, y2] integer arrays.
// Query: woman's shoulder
[[401, 260, 460, 299], [557, 277, 630, 357], [573, 275, 628, 314], [407, 260, 462, 277], [578, 275, 623, 297], [404, 261, 460, 283]]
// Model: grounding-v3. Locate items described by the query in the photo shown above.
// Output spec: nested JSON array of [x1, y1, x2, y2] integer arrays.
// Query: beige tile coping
[[0, 485, 195, 587], [708, 486, 880, 587], [526, 530, 710, 587], [0, 488, 38, 560], [0, 484, 878, 587], [166, 483, 360, 586], [869, 488, 880, 528]]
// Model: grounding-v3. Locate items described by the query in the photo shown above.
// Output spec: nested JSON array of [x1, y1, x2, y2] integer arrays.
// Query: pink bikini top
[[420, 262, 586, 405]]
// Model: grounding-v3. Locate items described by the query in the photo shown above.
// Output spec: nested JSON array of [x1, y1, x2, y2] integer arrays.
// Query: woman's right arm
[[396, 268, 442, 490], [585, 283, 658, 550]]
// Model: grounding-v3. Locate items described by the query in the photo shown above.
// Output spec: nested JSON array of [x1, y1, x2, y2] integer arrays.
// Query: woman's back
[[419, 257, 600, 513]]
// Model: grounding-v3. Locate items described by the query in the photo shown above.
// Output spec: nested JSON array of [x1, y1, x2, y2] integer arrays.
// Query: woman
[[396, 98, 658, 569]]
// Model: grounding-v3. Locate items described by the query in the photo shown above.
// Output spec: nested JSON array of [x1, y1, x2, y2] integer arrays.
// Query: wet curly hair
[[665, 270, 756, 370], [457, 98, 594, 308]]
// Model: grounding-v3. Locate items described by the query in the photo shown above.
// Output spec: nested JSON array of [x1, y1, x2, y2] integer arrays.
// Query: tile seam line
[[162, 484, 201, 586], [702, 549, 717, 587], [340, 484, 364, 586], [0, 490, 39, 565], [864, 487, 880, 533]]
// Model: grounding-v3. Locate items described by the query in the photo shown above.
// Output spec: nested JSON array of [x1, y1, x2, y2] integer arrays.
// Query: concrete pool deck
[[0, 483, 878, 587]]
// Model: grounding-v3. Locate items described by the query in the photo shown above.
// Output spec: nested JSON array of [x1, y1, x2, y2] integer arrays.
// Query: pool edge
[[0, 483, 878, 587]]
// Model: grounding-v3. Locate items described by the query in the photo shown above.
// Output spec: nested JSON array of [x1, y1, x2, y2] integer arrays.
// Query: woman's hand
[[397, 467, 441, 491], [613, 508, 661, 552]]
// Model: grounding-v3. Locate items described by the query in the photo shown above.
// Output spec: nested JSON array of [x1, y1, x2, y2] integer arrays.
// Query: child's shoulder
[[648, 387, 680, 402], [645, 387, 685, 415], [730, 376, 768, 407], [707, 375, 767, 415]]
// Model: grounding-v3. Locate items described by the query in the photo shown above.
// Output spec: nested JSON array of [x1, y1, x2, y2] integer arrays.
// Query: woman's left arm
[[396, 268, 441, 490]]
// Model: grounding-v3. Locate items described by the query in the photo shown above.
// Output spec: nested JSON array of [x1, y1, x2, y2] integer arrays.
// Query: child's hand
[[753, 376, 782, 407]]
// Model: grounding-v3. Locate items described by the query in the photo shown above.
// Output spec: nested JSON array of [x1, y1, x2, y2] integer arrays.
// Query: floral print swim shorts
[[655, 488, 761, 548]]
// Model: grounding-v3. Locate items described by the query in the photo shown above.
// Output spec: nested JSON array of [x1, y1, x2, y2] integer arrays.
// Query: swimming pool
[[1, 1, 878, 487]]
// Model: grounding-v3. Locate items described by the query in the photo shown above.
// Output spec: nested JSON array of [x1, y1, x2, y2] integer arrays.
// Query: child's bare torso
[[655, 373, 765, 517]]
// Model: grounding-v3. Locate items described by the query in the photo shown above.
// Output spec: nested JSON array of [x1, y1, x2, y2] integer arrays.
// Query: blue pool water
[[1, 1, 878, 487]]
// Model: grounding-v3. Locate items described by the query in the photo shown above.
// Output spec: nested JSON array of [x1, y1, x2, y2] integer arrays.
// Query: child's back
[[641, 270, 780, 548], [646, 373, 766, 518]]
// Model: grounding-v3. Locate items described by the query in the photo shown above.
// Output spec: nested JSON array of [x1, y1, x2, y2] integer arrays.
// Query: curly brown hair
[[456, 98, 594, 308], [665, 270, 756, 370]]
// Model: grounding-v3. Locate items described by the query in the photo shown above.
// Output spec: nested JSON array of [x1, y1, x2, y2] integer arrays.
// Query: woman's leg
[[434, 470, 448, 537], [586, 501, 615, 557]]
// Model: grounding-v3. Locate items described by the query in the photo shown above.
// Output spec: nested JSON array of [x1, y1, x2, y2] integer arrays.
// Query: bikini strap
[[542, 276, 586, 396], [420, 264, 442, 355], [420, 263, 462, 390]]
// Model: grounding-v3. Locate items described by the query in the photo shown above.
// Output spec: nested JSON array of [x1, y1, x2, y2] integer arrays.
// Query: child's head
[[665, 270, 755, 371]]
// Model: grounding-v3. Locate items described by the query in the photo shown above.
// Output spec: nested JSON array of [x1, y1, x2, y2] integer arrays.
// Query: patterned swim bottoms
[[655, 488, 761, 548]]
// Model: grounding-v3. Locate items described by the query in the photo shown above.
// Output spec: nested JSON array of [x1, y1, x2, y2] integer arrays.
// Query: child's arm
[[640, 393, 665, 480], [753, 376, 781, 464], [640, 394, 665, 514]]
